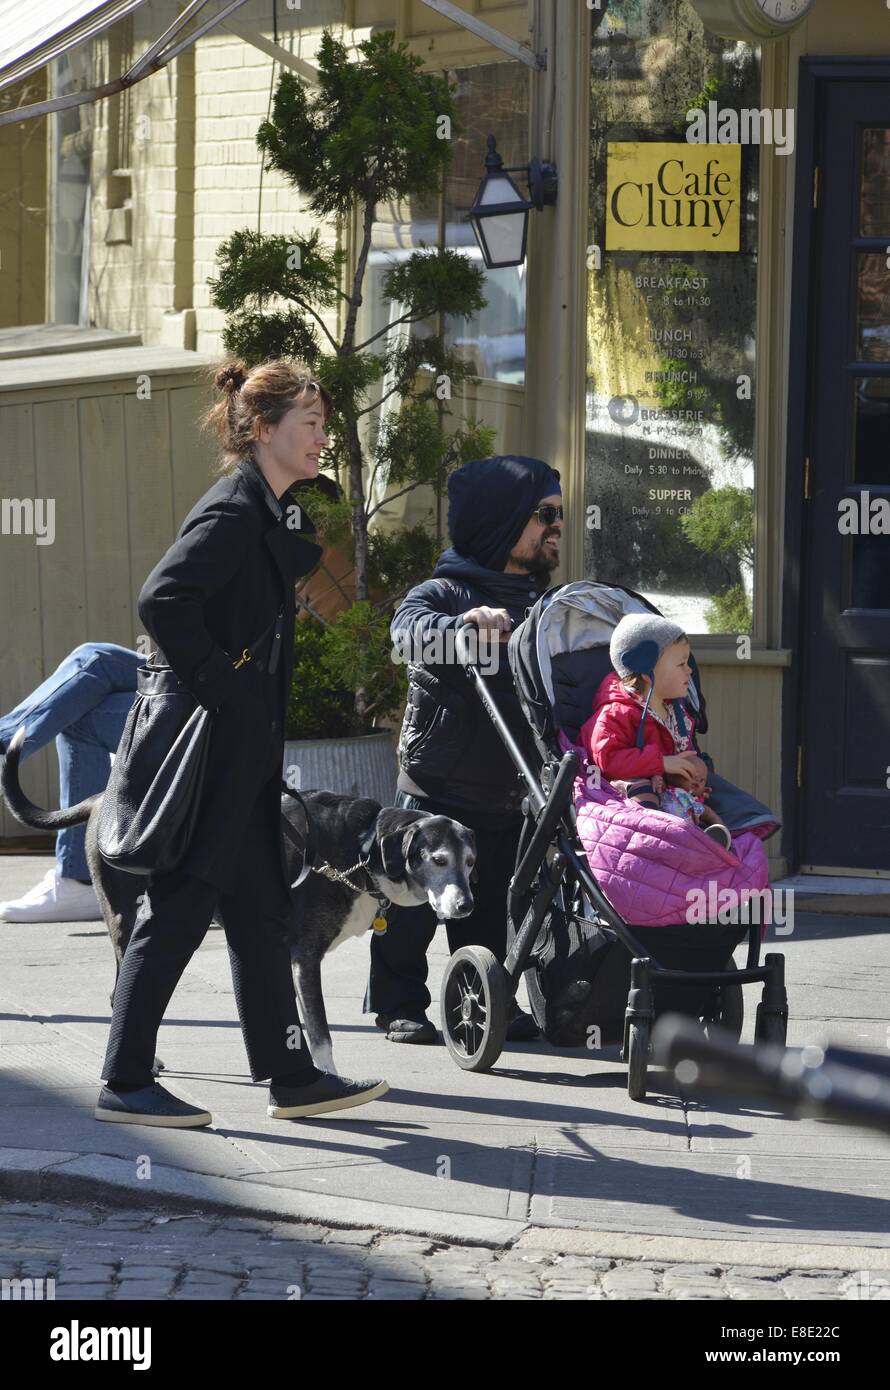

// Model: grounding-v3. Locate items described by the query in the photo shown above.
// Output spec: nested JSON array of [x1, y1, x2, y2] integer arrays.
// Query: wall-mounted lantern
[[464, 135, 558, 270]]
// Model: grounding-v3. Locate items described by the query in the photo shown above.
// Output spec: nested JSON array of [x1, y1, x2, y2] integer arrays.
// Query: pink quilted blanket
[[569, 746, 771, 928]]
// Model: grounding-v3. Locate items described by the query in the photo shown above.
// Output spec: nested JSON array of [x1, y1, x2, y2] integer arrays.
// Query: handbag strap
[[149, 605, 286, 680], [280, 786, 317, 886], [231, 605, 285, 672]]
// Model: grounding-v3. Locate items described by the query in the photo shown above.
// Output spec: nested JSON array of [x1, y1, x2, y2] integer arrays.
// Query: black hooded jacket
[[391, 548, 546, 820]]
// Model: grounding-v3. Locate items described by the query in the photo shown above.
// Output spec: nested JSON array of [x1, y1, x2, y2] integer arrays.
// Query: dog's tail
[[1, 726, 100, 829]]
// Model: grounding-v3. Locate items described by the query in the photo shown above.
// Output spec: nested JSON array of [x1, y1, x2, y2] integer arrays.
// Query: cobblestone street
[[0, 1200, 881, 1302]]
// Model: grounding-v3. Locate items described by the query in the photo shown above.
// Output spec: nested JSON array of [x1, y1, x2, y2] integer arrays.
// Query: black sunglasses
[[531, 504, 564, 526]]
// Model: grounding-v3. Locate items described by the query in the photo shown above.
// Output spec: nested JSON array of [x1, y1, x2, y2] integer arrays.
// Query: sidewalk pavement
[[1, 854, 889, 1275]]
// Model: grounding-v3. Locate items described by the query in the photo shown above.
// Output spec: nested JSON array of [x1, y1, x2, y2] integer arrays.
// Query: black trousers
[[365, 791, 522, 1017], [101, 772, 312, 1089]]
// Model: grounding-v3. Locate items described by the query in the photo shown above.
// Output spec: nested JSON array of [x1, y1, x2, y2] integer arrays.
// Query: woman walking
[[97, 359, 387, 1127]]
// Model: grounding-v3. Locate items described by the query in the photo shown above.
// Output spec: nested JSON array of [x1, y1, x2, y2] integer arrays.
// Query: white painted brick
[[198, 42, 245, 70]]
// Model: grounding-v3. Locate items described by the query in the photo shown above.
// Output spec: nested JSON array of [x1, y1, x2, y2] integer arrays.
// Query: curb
[[797, 896, 890, 917], [4, 1149, 889, 1271], [517, 1227, 890, 1270], [0, 1148, 524, 1249]]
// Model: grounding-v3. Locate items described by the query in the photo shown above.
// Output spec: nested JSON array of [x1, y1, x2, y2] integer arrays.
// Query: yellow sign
[[605, 143, 741, 252]]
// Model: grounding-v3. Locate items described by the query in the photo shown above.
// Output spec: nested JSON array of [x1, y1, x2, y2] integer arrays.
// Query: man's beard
[[508, 534, 561, 581]]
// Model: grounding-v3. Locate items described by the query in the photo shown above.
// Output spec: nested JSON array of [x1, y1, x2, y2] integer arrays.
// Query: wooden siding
[[694, 656, 787, 878], [0, 350, 217, 843]]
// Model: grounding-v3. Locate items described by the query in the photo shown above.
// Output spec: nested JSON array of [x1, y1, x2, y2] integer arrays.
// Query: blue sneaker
[[268, 1073, 388, 1119], [95, 1083, 211, 1128]]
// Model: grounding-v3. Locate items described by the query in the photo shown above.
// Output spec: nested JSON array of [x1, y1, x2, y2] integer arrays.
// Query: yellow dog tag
[[371, 915, 388, 934]]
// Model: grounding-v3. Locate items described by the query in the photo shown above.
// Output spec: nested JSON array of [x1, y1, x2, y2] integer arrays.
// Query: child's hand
[[685, 767, 708, 796], [664, 752, 708, 788]]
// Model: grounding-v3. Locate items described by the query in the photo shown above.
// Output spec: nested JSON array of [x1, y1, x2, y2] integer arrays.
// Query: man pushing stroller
[[366, 455, 564, 1044]]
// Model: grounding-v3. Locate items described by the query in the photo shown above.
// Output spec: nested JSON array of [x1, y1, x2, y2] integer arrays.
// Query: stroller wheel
[[703, 982, 744, 1043], [626, 1019, 651, 1101], [440, 946, 509, 1072]]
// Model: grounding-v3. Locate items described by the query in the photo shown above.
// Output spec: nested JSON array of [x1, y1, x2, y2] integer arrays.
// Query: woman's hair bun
[[215, 361, 248, 395]]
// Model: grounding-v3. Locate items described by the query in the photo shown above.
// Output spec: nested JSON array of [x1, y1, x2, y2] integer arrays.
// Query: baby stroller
[[439, 581, 788, 1100]]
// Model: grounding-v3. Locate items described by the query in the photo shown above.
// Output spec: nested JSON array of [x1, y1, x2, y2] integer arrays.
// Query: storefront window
[[49, 47, 94, 325], [443, 63, 527, 386], [356, 60, 528, 501], [585, 1, 760, 635]]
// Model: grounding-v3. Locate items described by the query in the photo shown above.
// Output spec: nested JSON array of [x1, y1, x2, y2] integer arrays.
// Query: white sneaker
[[0, 867, 101, 922]]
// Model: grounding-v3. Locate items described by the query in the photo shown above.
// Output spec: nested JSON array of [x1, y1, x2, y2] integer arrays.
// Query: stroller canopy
[[508, 581, 704, 747]]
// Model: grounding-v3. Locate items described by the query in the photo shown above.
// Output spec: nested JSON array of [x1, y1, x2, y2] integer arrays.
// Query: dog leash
[[310, 858, 390, 934]]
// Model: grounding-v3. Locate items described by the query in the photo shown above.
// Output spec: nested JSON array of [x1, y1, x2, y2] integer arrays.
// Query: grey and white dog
[[280, 789, 476, 1073], [0, 731, 476, 1075]]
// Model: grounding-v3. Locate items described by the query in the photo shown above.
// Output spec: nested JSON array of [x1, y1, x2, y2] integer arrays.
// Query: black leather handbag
[[96, 609, 283, 877]]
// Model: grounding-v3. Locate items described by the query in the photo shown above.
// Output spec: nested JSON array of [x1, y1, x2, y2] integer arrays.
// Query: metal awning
[[0, 0, 542, 129], [417, 0, 545, 71], [0, 0, 255, 127], [0, 0, 151, 93]]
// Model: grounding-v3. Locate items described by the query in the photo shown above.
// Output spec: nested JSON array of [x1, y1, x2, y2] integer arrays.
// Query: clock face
[[755, 0, 815, 24], [692, 0, 815, 40]]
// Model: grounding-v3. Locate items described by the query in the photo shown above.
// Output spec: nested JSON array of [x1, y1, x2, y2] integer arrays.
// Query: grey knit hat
[[609, 613, 686, 680]]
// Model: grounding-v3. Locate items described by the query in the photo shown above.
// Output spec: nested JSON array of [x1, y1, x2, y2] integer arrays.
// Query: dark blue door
[[801, 80, 890, 871]]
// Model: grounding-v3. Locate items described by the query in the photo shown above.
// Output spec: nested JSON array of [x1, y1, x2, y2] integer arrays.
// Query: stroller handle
[[457, 622, 552, 818]]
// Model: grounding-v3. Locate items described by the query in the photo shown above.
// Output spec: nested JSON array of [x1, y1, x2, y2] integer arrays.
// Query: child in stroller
[[582, 613, 733, 850]]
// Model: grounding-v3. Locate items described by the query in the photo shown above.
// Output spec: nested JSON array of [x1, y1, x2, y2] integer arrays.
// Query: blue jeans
[[0, 644, 140, 880]]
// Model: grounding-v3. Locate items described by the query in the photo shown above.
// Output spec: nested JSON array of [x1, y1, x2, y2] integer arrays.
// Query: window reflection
[[50, 49, 94, 325], [443, 65, 528, 385], [853, 378, 890, 485], [856, 254, 890, 361], [356, 62, 528, 390], [860, 128, 890, 237], [851, 534, 890, 610], [584, 0, 760, 635]]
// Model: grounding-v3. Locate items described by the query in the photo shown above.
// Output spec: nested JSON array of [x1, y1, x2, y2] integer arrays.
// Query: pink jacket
[[567, 736, 771, 927]]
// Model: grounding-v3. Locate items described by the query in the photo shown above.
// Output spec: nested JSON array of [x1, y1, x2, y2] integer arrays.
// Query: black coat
[[137, 455, 322, 894], [391, 547, 544, 817]]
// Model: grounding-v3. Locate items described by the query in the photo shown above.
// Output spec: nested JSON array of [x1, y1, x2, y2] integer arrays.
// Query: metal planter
[[282, 731, 398, 807]]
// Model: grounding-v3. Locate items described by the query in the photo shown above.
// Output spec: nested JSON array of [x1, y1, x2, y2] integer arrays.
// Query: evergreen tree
[[208, 30, 496, 721]]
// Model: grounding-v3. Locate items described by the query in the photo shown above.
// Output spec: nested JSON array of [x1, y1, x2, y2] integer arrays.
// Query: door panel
[[801, 80, 890, 870]]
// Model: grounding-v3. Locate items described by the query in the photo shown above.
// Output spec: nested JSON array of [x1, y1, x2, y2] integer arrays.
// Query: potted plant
[[207, 28, 496, 799]]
